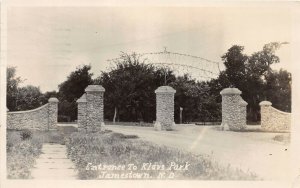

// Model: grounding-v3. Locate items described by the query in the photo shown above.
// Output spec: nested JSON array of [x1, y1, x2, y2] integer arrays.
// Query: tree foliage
[[95, 53, 176, 122], [7, 67, 22, 111], [14, 85, 46, 111], [170, 75, 221, 123], [58, 65, 93, 102], [264, 69, 291, 112], [94, 53, 221, 123], [213, 42, 291, 122], [57, 65, 93, 121], [7, 67, 46, 111]]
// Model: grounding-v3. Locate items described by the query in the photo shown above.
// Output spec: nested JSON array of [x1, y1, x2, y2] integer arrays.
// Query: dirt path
[[106, 125, 291, 181], [31, 143, 77, 179]]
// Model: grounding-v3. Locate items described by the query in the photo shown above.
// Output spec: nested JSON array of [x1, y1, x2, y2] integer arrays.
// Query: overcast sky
[[7, 6, 292, 92]]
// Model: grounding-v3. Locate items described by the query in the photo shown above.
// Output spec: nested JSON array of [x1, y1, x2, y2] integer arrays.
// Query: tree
[[264, 69, 291, 112], [15, 85, 46, 111], [215, 42, 291, 122], [57, 65, 93, 121], [95, 52, 176, 123], [43, 91, 59, 100], [7, 67, 47, 111], [58, 65, 93, 102], [7, 67, 22, 111], [221, 45, 248, 89], [170, 75, 221, 123], [245, 42, 287, 121]]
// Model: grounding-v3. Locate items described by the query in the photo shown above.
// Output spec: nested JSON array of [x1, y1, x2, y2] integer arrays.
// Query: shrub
[[20, 129, 32, 140]]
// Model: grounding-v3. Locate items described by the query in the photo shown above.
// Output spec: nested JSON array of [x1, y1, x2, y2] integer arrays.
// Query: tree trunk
[[113, 107, 117, 124]]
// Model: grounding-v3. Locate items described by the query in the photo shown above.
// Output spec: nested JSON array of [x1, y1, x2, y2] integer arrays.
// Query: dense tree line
[[7, 42, 291, 123]]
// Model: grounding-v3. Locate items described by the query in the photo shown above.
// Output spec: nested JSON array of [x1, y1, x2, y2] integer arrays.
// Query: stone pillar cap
[[48, 97, 59, 102], [259, 101, 272, 106], [77, 93, 87, 103], [239, 100, 248, 106], [85, 85, 105, 92], [155, 86, 176, 94], [220, 88, 242, 95]]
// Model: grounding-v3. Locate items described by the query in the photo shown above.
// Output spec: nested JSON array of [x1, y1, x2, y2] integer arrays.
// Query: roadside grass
[[66, 131, 259, 180]]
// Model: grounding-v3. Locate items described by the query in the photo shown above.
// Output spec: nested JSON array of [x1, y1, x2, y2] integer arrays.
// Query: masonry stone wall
[[220, 88, 247, 131], [239, 99, 248, 127], [77, 93, 87, 132], [7, 98, 59, 130], [155, 86, 176, 130], [85, 85, 105, 132], [260, 101, 291, 132], [48, 98, 59, 129]]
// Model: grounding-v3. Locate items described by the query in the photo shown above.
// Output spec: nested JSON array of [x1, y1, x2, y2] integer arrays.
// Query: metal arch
[[106, 50, 221, 80]]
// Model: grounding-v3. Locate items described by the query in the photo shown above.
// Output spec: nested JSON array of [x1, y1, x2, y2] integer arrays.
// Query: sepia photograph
[[2, 1, 300, 187]]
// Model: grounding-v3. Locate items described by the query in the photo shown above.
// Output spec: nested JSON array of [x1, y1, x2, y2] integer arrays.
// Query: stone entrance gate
[[6, 85, 291, 132]]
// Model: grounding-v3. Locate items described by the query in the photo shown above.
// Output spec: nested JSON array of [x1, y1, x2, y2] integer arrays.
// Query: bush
[[20, 129, 32, 140], [66, 131, 259, 180]]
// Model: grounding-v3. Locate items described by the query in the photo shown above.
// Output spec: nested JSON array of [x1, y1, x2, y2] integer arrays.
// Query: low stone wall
[[260, 101, 291, 132], [7, 98, 58, 130]]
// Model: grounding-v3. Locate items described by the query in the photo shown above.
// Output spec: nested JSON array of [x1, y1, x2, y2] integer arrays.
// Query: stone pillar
[[239, 100, 248, 128], [85, 85, 105, 132], [48, 97, 59, 130], [77, 93, 87, 132], [155, 86, 176, 130], [220, 88, 246, 131], [259, 101, 272, 131]]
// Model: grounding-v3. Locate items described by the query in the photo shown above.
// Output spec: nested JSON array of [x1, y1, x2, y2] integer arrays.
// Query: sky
[[7, 6, 293, 92]]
